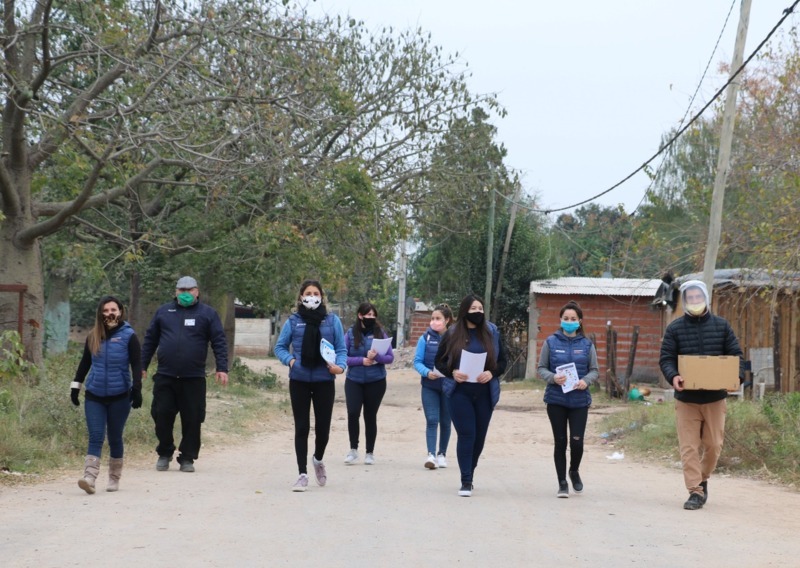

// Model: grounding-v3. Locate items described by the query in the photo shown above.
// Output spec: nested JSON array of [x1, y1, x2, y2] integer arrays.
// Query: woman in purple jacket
[[343, 302, 394, 465]]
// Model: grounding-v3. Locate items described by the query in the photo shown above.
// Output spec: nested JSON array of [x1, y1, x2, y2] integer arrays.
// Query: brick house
[[408, 301, 436, 345], [525, 277, 665, 383]]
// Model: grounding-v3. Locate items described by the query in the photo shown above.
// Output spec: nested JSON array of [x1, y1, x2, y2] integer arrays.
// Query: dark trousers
[[344, 379, 387, 453], [290, 380, 335, 475], [85, 396, 131, 458], [449, 382, 494, 485], [151, 374, 206, 461], [546, 403, 589, 481]]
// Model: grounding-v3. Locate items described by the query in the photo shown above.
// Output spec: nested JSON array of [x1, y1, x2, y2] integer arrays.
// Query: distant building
[[526, 277, 665, 383]]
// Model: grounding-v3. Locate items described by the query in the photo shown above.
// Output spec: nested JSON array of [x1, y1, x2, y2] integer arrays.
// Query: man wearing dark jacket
[[659, 279, 743, 511], [141, 276, 229, 472]]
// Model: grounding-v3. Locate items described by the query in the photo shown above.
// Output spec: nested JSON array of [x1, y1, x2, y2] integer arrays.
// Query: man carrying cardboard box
[[659, 280, 744, 511]]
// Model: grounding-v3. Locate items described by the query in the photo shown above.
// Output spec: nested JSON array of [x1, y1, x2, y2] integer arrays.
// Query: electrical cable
[[529, 0, 800, 215]]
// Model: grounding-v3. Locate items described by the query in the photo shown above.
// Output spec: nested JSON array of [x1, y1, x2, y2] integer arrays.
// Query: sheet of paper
[[370, 337, 392, 356], [556, 362, 580, 393], [320, 338, 336, 365], [459, 350, 487, 383], [430, 367, 445, 378]]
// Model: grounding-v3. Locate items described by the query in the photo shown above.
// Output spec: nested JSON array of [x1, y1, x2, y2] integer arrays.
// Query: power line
[[530, 0, 800, 215]]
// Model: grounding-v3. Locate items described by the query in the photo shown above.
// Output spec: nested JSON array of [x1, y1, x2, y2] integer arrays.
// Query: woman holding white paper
[[435, 294, 506, 497], [343, 302, 394, 465], [537, 301, 599, 498], [413, 304, 454, 469], [274, 280, 347, 492]]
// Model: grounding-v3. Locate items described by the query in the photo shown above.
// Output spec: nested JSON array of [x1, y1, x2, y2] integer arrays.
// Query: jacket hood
[[679, 280, 709, 315]]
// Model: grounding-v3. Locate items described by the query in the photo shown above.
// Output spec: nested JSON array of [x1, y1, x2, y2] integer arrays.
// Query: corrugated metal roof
[[677, 269, 800, 289], [530, 277, 662, 297]]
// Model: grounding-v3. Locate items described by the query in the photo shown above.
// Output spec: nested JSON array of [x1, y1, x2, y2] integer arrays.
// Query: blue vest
[[345, 328, 388, 383], [543, 331, 593, 409], [287, 313, 339, 382], [442, 322, 502, 408], [85, 323, 134, 397], [420, 327, 444, 391]]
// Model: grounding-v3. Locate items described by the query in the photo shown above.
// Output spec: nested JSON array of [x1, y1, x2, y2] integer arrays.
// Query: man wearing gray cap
[[141, 276, 229, 472]]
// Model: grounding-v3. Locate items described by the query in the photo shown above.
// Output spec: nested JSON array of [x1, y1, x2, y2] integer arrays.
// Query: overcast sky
[[309, 0, 798, 217]]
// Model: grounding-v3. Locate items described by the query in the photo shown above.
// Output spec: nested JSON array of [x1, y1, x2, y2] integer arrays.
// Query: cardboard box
[[678, 355, 740, 391]]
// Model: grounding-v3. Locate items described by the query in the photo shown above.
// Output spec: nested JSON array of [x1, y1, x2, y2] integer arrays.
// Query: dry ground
[[1, 357, 798, 567]]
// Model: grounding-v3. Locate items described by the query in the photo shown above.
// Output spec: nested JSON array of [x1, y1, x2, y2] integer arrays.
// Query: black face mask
[[465, 312, 484, 326], [361, 317, 376, 332]]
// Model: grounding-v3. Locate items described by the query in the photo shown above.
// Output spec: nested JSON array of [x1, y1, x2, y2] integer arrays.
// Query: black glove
[[131, 388, 143, 409], [70, 388, 80, 407]]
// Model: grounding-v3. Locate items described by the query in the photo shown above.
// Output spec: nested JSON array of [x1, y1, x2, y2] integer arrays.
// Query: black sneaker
[[700, 480, 708, 504], [557, 480, 569, 498], [569, 470, 584, 493], [683, 493, 704, 510], [458, 483, 473, 497]]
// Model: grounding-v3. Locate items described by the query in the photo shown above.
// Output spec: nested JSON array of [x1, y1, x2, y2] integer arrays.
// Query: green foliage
[[601, 396, 800, 486], [0, 331, 36, 381], [228, 358, 279, 390]]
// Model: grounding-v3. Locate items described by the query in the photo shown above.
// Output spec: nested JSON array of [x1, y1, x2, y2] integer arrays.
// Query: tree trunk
[[44, 273, 70, 355], [0, 220, 45, 365]]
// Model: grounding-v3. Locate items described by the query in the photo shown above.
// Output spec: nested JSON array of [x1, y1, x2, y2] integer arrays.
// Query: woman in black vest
[[537, 301, 599, 498]]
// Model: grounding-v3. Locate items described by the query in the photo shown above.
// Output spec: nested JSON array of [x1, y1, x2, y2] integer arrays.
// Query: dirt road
[[2, 358, 798, 567]]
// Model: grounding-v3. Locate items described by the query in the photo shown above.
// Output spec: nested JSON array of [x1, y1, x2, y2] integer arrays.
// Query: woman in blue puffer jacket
[[71, 296, 142, 495], [538, 300, 599, 498]]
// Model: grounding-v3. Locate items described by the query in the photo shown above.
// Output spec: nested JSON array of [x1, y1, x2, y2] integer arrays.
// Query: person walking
[[343, 302, 394, 466], [413, 303, 454, 469], [659, 280, 744, 510], [537, 301, 599, 498], [71, 296, 143, 494], [274, 280, 347, 491], [435, 294, 506, 497], [141, 276, 229, 473]]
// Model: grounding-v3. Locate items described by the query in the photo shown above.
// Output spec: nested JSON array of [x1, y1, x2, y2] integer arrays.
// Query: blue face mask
[[561, 321, 580, 334]]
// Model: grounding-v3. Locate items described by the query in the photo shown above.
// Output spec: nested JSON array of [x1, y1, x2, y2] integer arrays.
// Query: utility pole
[[702, 0, 752, 302], [484, 183, 496, 319], [493, 181, 521, 317], [396, 240, 407, 347]]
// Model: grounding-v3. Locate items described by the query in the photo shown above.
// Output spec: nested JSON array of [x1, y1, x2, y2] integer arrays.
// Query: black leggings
[[344, 379, 387, 453], [546, 404, 589, 482], [289, 380, 335, 474]]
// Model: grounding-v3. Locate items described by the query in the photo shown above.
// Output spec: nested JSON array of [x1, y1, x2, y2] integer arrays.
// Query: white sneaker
[[292, 474, 308, 492], [364, 453, 375, 465], [344, 449, 359, 464], [425, 453, 438, 470], [437, 453, 448, 468]]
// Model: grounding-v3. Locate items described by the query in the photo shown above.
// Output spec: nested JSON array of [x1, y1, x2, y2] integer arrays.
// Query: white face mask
[[301, 295, 321, 310]]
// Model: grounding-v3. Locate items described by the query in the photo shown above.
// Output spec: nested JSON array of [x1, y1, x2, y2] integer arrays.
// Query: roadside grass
[[599, 394, 800, 488], [0, 345, 285, 484]]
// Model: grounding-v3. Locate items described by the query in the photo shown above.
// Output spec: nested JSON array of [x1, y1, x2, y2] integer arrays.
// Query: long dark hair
[[441, 294, 496, 371], [88, 296, 124, 355], [351, 302, 385, 349], [560, 300, 586, 335], [295, 279, 325, 311]]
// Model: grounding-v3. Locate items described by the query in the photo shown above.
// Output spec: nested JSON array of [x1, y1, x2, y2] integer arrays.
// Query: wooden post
[[624, 326, 640, 391], [773, 311, 782, 392]]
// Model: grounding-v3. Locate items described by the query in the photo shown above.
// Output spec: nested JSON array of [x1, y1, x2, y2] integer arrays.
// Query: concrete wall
[[234, 318, 272, 357]]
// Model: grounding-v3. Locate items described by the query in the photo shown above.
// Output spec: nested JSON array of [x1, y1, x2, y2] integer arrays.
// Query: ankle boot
[[106, 457, 123, 492], [78, 455, 100, 495]]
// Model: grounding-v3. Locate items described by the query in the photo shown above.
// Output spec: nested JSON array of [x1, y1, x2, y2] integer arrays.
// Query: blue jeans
[[448, 382, 494, 484], [84, 396, 131, 458], [421, 386, 451, 455]]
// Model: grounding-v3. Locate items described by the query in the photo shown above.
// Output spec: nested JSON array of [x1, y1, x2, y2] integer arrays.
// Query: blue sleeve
[[140, 308, 161, 370], [413, 334, 429, 377], [208, 309, 229, 372], [332, 316, 348, 370], [274, 319, 294, 366]]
